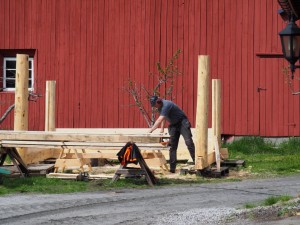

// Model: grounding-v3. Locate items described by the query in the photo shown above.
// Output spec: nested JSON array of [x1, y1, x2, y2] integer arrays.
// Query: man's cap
[[150, 96, 158, 107]]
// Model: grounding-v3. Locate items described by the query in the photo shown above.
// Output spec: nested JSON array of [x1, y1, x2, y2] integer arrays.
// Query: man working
[[148, 96, 195, 173]]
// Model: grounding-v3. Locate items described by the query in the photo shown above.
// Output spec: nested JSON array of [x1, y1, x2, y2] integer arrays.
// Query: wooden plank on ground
[[47, 173, 113, 180]]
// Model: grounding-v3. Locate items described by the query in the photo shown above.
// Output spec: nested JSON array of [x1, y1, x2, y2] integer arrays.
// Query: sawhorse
[[0, 147, 28, 177]]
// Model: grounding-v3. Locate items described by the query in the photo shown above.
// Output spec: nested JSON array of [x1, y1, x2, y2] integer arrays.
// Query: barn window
[[3, 57, 34, 91]]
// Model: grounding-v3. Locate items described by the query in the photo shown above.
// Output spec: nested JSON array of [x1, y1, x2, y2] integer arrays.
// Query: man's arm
[[160, 118, 166, 133], [149, 115, 165, 133]]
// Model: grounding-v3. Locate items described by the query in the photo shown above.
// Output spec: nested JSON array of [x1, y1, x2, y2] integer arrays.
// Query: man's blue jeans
[[168, 118, 195, 171]]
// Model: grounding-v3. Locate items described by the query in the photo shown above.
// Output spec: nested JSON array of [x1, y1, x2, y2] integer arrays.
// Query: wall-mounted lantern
[[279, 16, 300, 79]]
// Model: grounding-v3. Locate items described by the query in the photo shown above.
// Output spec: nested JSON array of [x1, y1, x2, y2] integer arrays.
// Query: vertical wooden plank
[[31, 0, 38, 49], [193, 0, 201, 126], [212, 79, 221, 146], [14, 54, 29, 130], [259, 0, 267, 136], [264, 0, 273, 136], [67, 0, 75, 127], [182, 0, 189, 114], [122, 0, 131, 128], [90, 0, 99, 128], [154, 0, 162, 95], [271, 1, 279, 136], [229, 0, 237, 134], [79, 0, 87, 128], [72, 0, 81, 127], [143, 0, 151, 127], [110, 0, 119, 127], [34, 0, 46, 130], [200, 0, 207, 54], [103, 0, 109, 128], [16, 0, 25, 48], [166, 0, 173, 83], [214, 136, 221, 172], [97, 0, 105, 127], [135, 0, 145, 127], [0, 0, 6, 47], [85, 0, 93, 128], [234, 0, 243, 134], [141, 0, 148, 127], [45, 81, 56, 131], [240, 0, 248, 135], [253, 0, 261, 135], [176, 0, 184, 108], [60, 0, 69, 128], [246, 0, 255, 135], [24, 0, 32, 48], [222, 1, 231, 134], [211, 0, 219, 80], [14, 54, 29, 162], [217, 0, 224, 132], [195, 55, 210, 169], [128, 0, 136, 128], [187, 0, 195, 122], [3, 0, 10, 47], [9, 0, 16, 48], [160, 0, 167, 100], [117, 0, 124, 128]]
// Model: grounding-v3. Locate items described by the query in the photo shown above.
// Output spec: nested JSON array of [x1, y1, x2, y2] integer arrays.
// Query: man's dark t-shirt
[[158, 100, 187, 125]]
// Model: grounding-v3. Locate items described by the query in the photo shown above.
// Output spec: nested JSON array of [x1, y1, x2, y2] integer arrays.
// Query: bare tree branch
[[124, 49, 182, 127], [0, 91, 42, 125]]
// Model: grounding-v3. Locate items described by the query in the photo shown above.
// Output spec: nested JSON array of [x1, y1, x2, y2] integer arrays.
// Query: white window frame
[[3, 57, 34, 91]]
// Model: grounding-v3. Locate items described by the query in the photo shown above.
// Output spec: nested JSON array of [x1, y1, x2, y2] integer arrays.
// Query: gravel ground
[[0, 174, 300, 224]]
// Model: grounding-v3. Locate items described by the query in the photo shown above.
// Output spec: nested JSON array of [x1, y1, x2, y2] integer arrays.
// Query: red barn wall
[[0, 0, 298, 137]]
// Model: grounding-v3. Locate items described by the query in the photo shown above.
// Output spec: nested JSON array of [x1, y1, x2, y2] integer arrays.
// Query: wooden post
[[45, 81, 56, 131], [14, 54, 29, 163], [212, 79, 221, 147], [195, 55, 210, 169]]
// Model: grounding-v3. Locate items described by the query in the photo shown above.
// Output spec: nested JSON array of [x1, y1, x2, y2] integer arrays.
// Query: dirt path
[[0, 175, 300, 225]]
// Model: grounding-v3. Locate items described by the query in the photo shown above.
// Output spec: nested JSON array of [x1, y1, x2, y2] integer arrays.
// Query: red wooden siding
[[0, 0, 298, 137]]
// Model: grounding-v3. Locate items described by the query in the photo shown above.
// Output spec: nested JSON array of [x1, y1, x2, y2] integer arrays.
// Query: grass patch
[[263, 195, 293, 206], [224, 136, 300, 176], [0, 177, 88, 195], [0, 175, 243, 196], [244, 203, 257, 209], [243, 195, 293, 209]]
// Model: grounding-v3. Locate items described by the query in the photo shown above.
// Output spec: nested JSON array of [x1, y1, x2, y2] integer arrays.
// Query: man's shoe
[[170, 169, 175, 173]]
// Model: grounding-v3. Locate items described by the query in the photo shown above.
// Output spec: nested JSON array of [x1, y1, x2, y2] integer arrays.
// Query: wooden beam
[[14, 54, 29, 164], [0, 131, 167, 143], [195, 55, 210, 169], [14, 54, 29, 131], [214, 136, 221, 172], [212, 79, 221, 146], [45, 81, 56, 131]]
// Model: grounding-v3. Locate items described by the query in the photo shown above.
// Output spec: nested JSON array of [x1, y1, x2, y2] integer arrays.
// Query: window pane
[[6, 60, 16, 69], [6, 79, 15, 88], [6, 70, 16, 78], [3, 56, 34, 90]]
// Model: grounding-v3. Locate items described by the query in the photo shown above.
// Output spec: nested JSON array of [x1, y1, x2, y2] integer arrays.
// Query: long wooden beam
[[14, 54, 29, 163], [195, 55, 210, 169], [0, 140, 169, 150], [0, 131, 168, 143]]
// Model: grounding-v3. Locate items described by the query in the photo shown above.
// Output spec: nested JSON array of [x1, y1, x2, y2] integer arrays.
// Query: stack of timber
[[0, 130, 170, 176]]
